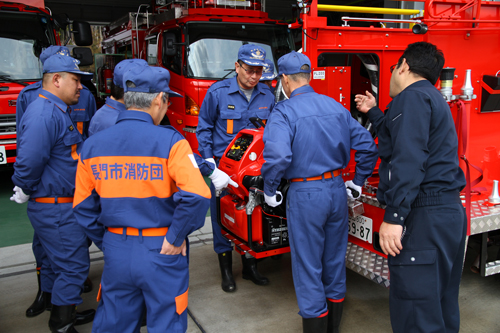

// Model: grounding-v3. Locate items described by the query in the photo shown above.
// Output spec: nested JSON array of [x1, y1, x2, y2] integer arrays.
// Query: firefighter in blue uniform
[[11, 54, 95, 333], [14, 45, 95, 322], [88, 59, 148, 136], [260, 58, 277, 94], [196, 44, 275, 292], [261, 51, 378, 333], [355, 41, 467, 333], [73, 65, 210, 333]]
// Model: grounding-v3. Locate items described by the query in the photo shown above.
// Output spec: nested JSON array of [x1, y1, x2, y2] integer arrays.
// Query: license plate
[[0, 145, 6, 164], [348, 215, 372, 244]]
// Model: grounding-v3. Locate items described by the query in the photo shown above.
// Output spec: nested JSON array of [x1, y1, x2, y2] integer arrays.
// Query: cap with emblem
[[238, 44, 266, 67], [40, 46, 70, 65], [43, 54, 93, 78], [278, 51, 311, 76], [260, 59, 276, 81], [113, 59, 148, 88], [123, 65, 182, 98]]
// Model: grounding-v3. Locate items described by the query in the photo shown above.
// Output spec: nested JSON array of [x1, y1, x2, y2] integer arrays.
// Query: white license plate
[[348, 215, 373, 244], [0, 145, 6, 164]]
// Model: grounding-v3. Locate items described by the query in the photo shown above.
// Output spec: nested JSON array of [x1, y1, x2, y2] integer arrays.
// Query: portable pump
[[216, 117, 291, 259]]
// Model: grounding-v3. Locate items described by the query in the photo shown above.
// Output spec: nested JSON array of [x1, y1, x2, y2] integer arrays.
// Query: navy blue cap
[[238, 44, 266, 67], [43, 54, 93, 78], [260, 59, 276, 81], [40, 46, 70, 65], [278, 51, 311, 76], [113, 59, 148, 88], [123, 65, 182, 98]]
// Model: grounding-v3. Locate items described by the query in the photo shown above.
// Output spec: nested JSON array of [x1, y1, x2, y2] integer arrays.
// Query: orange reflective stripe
[[227, 119, 233, 134], [39, 94, 47, 99], [74, 156, 96, 208], [175, 288, 188, 315], [168, 140, 211, 199], [71, 144, 79, 160], [97, 283, 102, 302], [77, 122, 83, 135]]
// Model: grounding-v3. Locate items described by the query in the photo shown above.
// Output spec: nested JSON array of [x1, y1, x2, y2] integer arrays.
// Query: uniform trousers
[[32, 232, 56, 292], [209, 159, 233, 254], [388, 192, 466, 333], [286, 175, 348, 318], [93, 230, 189, 333], [27, 201, 89, 305]]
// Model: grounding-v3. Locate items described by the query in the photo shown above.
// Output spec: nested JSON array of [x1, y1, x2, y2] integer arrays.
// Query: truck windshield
[[187, 22, 293, 79], [0, 12, 56, 81]]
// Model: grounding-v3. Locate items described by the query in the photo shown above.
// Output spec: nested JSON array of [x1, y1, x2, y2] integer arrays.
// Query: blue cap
[[113, 59, 148, 88], [238, 44, 266, 67], [278, 51, 311, 76], [40, 46, 70, 65], [123, 65, 182, 98], [43, 54, 93, 78], [260, 59, 276, 81]]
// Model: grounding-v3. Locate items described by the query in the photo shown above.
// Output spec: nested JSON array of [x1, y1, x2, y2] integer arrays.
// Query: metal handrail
[[318, 4, 421, 16]]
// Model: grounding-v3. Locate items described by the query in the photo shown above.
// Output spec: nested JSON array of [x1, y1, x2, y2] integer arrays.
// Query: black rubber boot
[[49, 305, 78, 333], [241, 255, 269, 286], [26, 269, 52, 318], [327, 299, 343, 333], [303, 316, 328, 333], [82, 277, 93, 294], [74, 309, 96, 326], [218, 251, 236, 292]]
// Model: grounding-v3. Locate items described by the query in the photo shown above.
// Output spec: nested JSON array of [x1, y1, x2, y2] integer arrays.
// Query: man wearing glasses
[[197, 44, 275, 293]]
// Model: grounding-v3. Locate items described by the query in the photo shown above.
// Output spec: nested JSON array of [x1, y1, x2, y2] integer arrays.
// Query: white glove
[[345, 180, 362, 200], [209, 168, 238, 191], [264, 191, 283, 207], [10, 186, 30, 204], [205, 158, 216, 167]]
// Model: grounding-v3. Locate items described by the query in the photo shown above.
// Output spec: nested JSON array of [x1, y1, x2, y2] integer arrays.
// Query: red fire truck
[[0, 0, 92, 166], [101, 0, 294, 153], [216, 0, 500, 286]]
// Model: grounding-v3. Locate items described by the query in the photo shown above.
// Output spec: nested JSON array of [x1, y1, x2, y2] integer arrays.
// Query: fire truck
[[0, 0, 92, 166], [101, 0, 294, 153], [216, 0, 500, 286]]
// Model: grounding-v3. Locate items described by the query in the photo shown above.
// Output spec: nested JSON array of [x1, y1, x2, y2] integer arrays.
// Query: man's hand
[[209, 168, 239, 191], [264, 191, 283, 207], [354, 91, 377, 114], [10, 186, 30, 204], [379, 222, 404, 257], [160, 238, 187, 256], [345, 180, 362, 200]]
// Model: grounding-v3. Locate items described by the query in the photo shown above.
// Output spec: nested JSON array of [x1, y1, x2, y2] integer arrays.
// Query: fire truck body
[[102, 0, 293, 153], [0, 0, 60, 165], [218, 0, 500, 286]]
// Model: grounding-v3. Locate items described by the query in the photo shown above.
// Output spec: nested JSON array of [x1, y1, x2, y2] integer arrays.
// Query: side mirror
[[72, 47, 93, 66], [53, 13, 70, 30], [163, 32, 177, 57], [73, 21, 93, 46]]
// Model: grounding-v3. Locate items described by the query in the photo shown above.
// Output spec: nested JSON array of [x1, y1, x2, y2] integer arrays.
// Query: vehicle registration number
[[0, 146, 6, 164], [348, 215, 373, 244]]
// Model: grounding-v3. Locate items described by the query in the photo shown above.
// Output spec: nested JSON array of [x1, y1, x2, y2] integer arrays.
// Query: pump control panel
[[226, 134, 253, 161]]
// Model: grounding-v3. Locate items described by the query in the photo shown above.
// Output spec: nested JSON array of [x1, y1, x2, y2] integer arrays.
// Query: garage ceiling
[[44, 0, 387, 25]]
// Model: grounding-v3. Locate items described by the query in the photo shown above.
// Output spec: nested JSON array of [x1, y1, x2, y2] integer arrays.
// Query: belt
[[30, 197, 73, 204], [290, 169, 341, 183], [108, 227, 169, 237]]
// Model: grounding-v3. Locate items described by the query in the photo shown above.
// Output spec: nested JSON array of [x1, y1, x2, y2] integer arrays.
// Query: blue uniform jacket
[[196, 76, 275, 159], [16, 80, 96, 139], [262, 85, 378, 196], [367, 80, 466, 225], [73, 111, 211, 250], [12, 90, 84, 197], [88, 97, 126, 136]]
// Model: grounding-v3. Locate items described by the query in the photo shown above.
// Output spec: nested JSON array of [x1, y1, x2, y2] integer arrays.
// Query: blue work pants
[[32, 232, 56, 292], [388, 193, 466, 333], [27, 201, 89, 306], [92, 231, 189, 333], [209, 161, 233, 254], [286, 175, 348, 318]]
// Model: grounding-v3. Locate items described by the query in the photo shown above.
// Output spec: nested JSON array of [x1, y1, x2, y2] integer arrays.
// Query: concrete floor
[[1, 217, 500, 332]]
